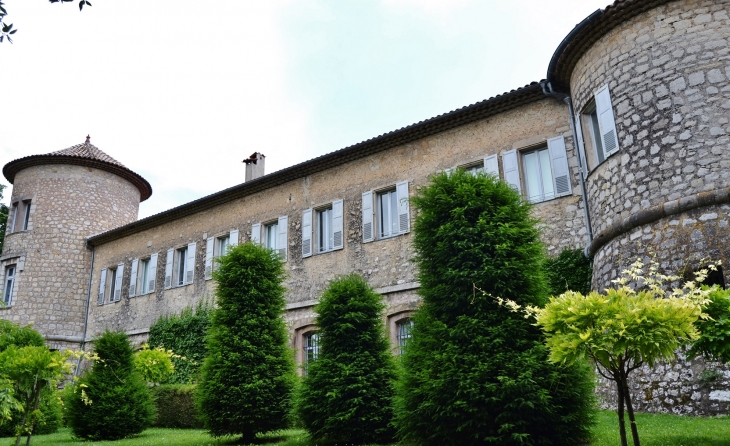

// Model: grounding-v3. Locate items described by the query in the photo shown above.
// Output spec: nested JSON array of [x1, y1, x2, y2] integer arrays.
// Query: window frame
[[21, 200, 31, 231], [316, 205, 334, 254], [395, 318, 414, 355], [174, 246, 188, 287], [521, 145, 556, 203], [581, 99, 605, 169], [302, 331, 320, 377], [264, 220, 279, 252], [3, 264, 16, 307]]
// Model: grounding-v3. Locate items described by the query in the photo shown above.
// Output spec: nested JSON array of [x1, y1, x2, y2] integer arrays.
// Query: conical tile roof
[[3, 137, 152, 202]]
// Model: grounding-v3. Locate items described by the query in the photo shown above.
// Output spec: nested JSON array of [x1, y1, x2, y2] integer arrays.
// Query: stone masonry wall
[[87, 97, 588, 351], [568, 0, 730, 289], [0, 164, 141, 340], [595, 349, 730, 415], [566, 0, 730, 415]]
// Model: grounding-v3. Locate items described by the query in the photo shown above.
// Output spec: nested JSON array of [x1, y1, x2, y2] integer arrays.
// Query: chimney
[[243, 152, 265, 182]]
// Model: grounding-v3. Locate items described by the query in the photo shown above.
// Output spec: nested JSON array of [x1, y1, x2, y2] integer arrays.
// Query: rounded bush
[[65, 331, 154, 440], [298, 273, 396, 445]]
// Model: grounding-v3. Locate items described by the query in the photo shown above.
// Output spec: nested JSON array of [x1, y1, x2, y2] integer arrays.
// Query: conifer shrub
[[65, 330, 155, 440], [197, 242, 295, 442], [544, 247, 593, 296], [151, 384, 203, 428], [297, 273, 396, 445], [395, 170, 596, 446], [148, 302, 213, 384]]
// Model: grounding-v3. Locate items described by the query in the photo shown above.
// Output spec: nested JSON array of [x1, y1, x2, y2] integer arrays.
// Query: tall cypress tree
[[395, 170, 595, 446], [197, 242, 295, 442], [298, 273, 396, 445]]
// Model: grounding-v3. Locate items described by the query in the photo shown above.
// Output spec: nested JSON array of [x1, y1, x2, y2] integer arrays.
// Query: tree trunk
[[14, 389, 33, 446], [615, 375, 629, 446], [25, 384, 42, 446], [621, 369, 641, 446]]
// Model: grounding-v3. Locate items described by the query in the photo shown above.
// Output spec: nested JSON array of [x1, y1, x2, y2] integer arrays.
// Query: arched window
[[396, 318, 414, 355], [303, 331, 320, 376]]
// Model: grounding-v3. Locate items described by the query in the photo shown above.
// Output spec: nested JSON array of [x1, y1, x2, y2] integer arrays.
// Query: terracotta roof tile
[[49, 141, 127, 168]]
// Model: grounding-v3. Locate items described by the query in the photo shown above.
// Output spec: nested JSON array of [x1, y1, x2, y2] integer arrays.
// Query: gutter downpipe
[[540, 81, 594, 256], [76, 238, 95, 376]]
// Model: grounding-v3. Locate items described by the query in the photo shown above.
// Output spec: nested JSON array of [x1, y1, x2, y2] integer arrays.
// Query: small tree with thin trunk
[[298, 273, 396, 445], [535, 259, 715, 446], [197, 242, 295, 443]]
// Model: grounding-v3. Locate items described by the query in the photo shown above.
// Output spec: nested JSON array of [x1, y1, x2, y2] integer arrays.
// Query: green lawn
[[591, 410, 730, 446], [4, 412, 730, 445]]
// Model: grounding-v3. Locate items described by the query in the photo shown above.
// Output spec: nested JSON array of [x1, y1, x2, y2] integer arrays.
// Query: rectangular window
[[363, 182, 409, 242], [582, 84, 619, 169], [265, 221, 278, 251], [522, 147, 555, 203], [463, 164, 484, 176], [3, 265, 16, 306], [260, 218, 287, 261], [138, 258, 150, 294], [216, 235, 230, 258], [21, 200, 31, 231], [378, 189, 399, 239], [105, 265, 123, 303], [303, 332, 320, 377], [175, 247, 187, 287], [396, 318, 414, 355], [304, 201, 342, 257], [9, 203, 18, 233], [317, 206, 333, 253]]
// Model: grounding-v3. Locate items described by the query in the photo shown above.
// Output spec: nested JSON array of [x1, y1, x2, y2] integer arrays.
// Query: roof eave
[[88, 82, 547, 246]]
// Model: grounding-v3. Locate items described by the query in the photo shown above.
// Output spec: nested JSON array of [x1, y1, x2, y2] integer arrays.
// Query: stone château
[[2, 0, 729, 414]]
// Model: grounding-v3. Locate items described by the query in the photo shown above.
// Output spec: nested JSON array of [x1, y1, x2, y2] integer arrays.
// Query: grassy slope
[[3, 412, 730, 445]]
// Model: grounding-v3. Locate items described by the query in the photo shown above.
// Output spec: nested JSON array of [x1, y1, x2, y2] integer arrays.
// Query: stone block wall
[[0, 164, 141, 341], [86, 98, 588, 354], [595, 349, 730, 415], [568, 0, 730, 289]]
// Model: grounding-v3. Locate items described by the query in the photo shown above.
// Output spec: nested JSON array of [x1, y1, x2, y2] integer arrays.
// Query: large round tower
[[0, 137, 151, 349], [547, 0, 730, 414]]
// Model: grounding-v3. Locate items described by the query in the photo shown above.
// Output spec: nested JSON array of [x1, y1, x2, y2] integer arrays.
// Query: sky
[[0, 0, 610, 219]]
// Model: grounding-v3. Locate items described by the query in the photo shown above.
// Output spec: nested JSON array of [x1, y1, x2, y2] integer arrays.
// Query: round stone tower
[[549, 0, 730, 290], [547, 0, 730, 415], [0, 137, 151, 349]]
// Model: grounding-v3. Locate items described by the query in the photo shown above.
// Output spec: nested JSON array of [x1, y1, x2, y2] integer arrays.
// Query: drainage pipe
[[540, 81, 594, 253]]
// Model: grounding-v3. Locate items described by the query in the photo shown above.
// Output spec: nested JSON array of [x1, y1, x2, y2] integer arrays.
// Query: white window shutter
[[164, 249, 173, 289], [129, 259, 139, 297], [502, 150, 521, 193], [595, 85, 619, 157], [573, 115, 589, 177], [98, 268, 107, 305], [302, 209, 313, 258], [229, 229, 239, 247], [205, 237, 214, 279], [332, 199, 344, 250], [444, 167, 455, 176], [251, 223, 261, 245], [186, 242, 196, 284], [277, 215, 288, 261], [396, 181, 410, 234], [547, 135, 572, 196], [114, 264, 124, 302], [149, 253, 158, 293], [362, 191, 374, 243], [483, 155, 499, 178]]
